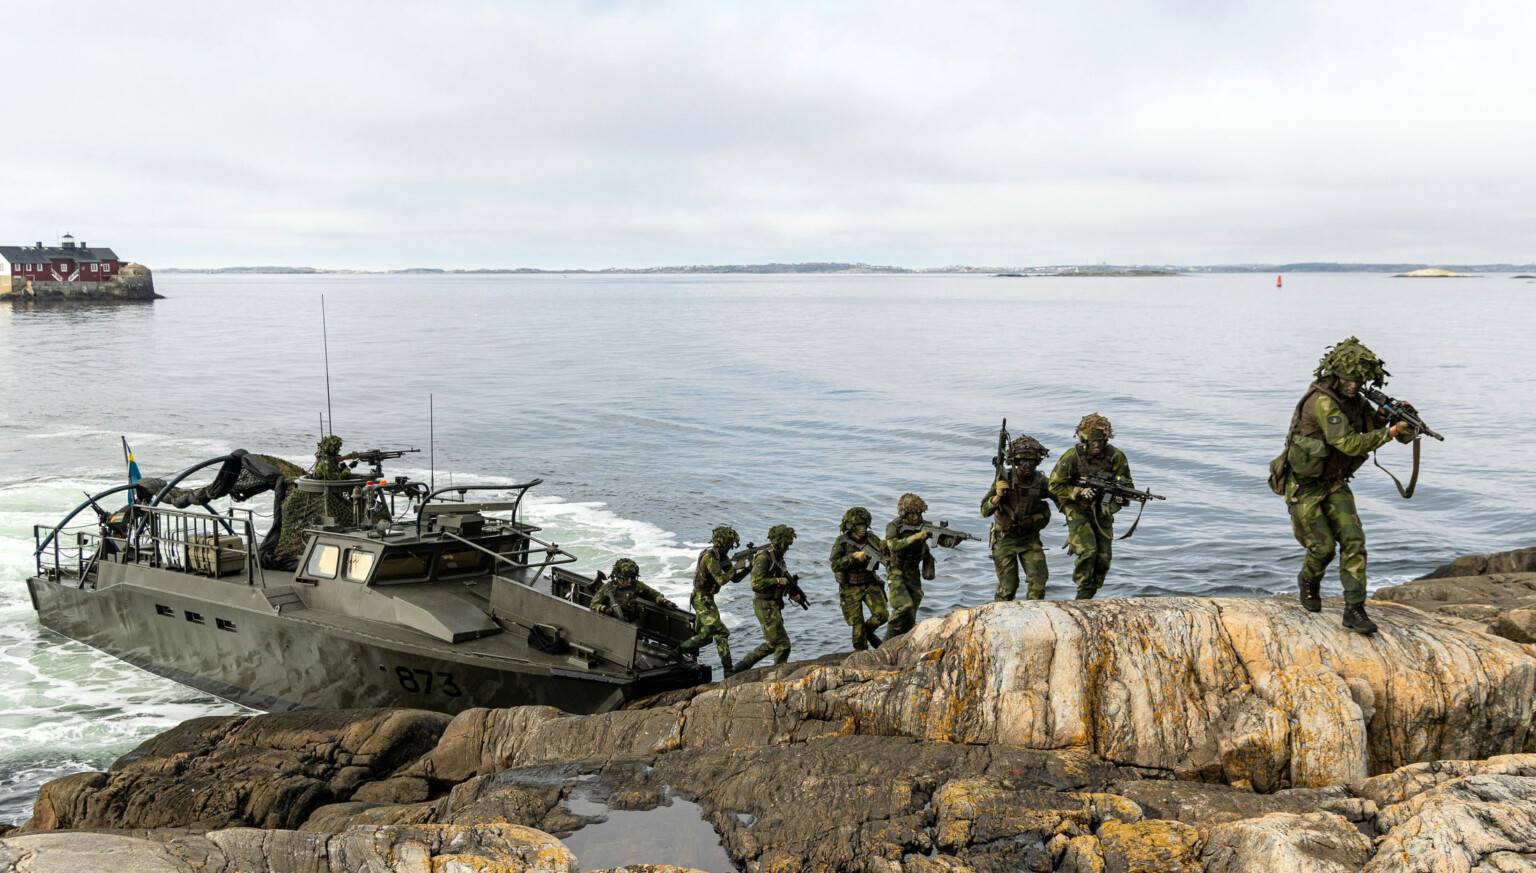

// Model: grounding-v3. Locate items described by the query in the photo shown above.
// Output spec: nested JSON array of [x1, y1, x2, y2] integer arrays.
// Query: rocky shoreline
[[5, 548, 1536, 872]]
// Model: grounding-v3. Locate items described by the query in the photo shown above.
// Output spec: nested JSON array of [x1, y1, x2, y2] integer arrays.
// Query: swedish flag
[[122, 437, 141, 505]]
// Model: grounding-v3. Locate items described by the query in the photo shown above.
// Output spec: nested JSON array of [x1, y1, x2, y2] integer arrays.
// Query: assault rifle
[[1360, 386, 1444, 441], [894, 520, 977, 548], [1071, 470, 1165, 507], [784, 574, 810, 610], [837, 533, 885, 573], [992, 418, 1011, 481], [344, 447, 421, 477], [729, 542, 769, 566], [1070, 470, 1164, 539]]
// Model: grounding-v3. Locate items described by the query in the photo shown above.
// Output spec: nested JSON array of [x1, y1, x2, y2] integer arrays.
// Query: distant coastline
[[158, 261, 1536, 276]]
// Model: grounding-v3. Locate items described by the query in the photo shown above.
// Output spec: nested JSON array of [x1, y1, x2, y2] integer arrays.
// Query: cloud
[[1, 0, 1531, 267]]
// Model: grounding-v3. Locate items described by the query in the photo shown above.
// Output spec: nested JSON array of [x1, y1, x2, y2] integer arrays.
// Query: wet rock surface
[[15, 553, 1536, 871]]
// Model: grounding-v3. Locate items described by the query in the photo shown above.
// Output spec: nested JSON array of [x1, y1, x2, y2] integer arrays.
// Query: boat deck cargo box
[[189, 534, 246, 576]]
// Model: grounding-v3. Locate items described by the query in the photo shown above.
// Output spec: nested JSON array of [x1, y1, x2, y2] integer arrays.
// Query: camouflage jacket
[[693, 546, 748, 597], [884, 519, 934, 574], [981, 468, 1053, 535], [751, 548, 795, 601], [1048, 445, 1133, 516], [829, 530, 885, 588], [590, 579, 667, 620], [1288, 381, 1404, 484]]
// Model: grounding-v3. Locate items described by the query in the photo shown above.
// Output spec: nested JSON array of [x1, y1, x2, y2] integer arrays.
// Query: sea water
[[1, 271, 1533, 824]]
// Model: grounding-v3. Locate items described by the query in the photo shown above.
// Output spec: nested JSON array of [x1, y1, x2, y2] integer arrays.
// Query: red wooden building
[[0, 234, 120, 283]]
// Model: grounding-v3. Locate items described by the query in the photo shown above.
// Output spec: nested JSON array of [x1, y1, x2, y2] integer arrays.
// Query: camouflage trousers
[[1288, 480, 1368, 605], [886, 569, 925, 637], [1064, 509, 1114, 599], [680, 590, 732, 668], [992, 529, 1048, 601], [839, 583, 888, 651], [736, 598, 791, 671]]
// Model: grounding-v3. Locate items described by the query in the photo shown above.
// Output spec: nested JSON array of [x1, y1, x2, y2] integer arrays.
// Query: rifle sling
[[1372, 437, 1422, 499]]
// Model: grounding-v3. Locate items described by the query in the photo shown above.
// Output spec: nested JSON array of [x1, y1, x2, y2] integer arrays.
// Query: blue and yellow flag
[[122, 437, 141, 505]]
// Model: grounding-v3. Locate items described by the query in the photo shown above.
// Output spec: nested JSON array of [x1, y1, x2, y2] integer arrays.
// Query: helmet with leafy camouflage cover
[[841, 506, 872, 531], [611, 558, 640, 580], [318, 435, 344, 455], [1008, 435, 1049, 462], [767, 524, 796, 549], [897, 493, 927, 516], [1314, 337, 1390, 387], [1075, 413, 1114, 441], [710, 525, 740, 550]]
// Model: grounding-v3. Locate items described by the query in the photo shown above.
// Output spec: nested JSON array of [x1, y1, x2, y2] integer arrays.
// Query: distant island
[[158, 261, 1536, 276], [1395, 268, 1479, 278]]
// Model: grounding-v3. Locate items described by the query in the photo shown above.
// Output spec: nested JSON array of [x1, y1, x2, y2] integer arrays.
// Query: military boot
[[1297, 572, 1322, 613], [864, 628, 883, 649], [718, 657, 734, 675], [1075, 587, 1096, 600], [1342, 602, 1378, 635]]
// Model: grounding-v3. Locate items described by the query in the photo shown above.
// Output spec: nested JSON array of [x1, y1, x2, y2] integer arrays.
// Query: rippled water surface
[[1, 271, 1533, 824]]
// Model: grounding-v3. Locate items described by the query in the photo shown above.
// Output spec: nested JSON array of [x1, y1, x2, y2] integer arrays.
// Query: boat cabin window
[[344, 549, 377, 583], [306, 544, 340, 579], [439, 547, 489, 576], [374, 548, 433, 584]]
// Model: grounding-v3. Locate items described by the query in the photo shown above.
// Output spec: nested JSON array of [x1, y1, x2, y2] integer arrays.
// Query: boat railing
[[439, 527, 578, 590], [32, 519, 105, 583], [117, 504, 264, 585]]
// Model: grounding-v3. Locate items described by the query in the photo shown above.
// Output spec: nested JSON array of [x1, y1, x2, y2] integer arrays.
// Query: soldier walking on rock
[[983, 435, 1054, 601], [1048, 414, 1134, 600], [829, 507, 889, 651], [884, 494, 937, 637], [589, 559, 676, 622], [732, 525, 807, 674], [1281, 338, 1418, 634], [679, 526, 752, 672]]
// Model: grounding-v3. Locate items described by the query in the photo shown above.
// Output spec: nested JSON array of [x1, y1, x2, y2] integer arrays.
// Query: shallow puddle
[[561, 789, 738, 872]]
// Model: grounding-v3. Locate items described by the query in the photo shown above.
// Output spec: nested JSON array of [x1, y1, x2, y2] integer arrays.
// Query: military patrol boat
[[28, 449, 709, 715]]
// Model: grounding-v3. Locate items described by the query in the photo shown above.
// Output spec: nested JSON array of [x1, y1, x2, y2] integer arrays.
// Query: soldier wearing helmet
[[589, 558, 676, 622], [1048, 414, 1135, 599], [678, 525, 752, 671], [1281, 338, 1417, 635], [884, 493, 936, 637], [732, 524, 806, 674], [828, 506, 889, 651], [982, 435, 1054, 601]]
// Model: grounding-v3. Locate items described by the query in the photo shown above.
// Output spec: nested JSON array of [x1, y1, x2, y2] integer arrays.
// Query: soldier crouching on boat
[[590, 558, 676, 622]]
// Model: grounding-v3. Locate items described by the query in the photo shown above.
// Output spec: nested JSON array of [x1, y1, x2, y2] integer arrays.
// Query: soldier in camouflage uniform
[[1284, 338, 1418, 634], [733, 524, 806, 674], [884, 494, 936, 638], [679, 525, 751, 671], [277, 435, 357, 557], [1048, 414, 1134, 600], [828, 507, 889, 651], [589, 558, 676, 622], [983, 435, 1054, 601]]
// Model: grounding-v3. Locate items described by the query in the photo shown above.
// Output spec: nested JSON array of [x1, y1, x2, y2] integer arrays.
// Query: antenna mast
[[321, 294, 334, 435], [429, 394, 436, 491]]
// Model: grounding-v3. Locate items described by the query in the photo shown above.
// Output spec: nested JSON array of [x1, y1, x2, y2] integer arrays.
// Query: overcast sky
[[2, 1, 1532, 269]]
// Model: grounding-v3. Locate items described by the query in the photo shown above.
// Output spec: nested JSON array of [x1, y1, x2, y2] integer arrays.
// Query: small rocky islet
[[6, 548, 1536, 872]]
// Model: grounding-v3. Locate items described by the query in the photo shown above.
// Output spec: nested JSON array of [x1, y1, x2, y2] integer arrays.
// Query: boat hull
[[27, 572, 707, 715]]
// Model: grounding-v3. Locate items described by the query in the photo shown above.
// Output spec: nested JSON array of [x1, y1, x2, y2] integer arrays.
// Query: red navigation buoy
[[1276, 274, 1283, 288]]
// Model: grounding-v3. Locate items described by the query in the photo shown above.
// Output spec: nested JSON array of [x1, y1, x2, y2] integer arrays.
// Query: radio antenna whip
[[429, 394, 436, 491], [321, 294, 334, 435]]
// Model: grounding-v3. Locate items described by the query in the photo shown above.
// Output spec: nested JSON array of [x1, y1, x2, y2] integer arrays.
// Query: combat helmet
[[1008, 435, 1050, 463], [1314, 337, 1390, 387], [710, 525, 740, 550], [767, 524, 796, 549], [897, 493, 927, 517], [611, 558, 640, 581], [1075, 413, 1114, 442], [841, 506, 872, 532], [318, 435, 344, 455]]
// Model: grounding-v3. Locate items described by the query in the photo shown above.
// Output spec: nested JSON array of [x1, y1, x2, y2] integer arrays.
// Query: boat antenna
[[321, 294, 334, 435], [429, 394, 436, 491]]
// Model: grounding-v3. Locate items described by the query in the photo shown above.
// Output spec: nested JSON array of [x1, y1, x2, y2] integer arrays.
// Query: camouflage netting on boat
[[134, 450, 307, 570], [275, 489, 356, 561]]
